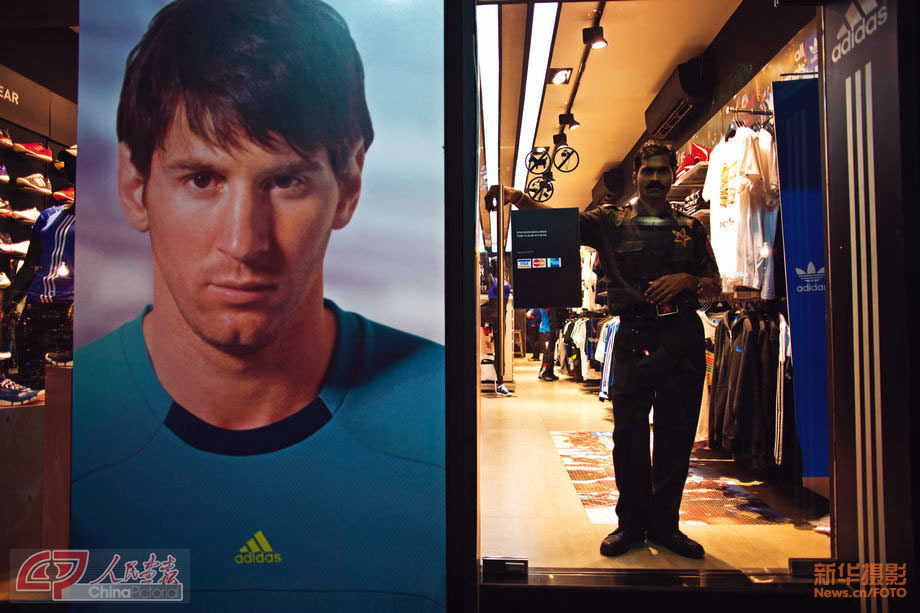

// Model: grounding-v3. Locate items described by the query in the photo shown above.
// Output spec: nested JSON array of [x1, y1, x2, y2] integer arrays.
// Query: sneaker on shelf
[[495, 383, 513, 397], [52, 186, 75, 203], [13, 142, 53, 162], [8, 207, 41, 224], [690, 142, 712, 163], [0, 197, 10, 211], [0, 129, 12, 148], [0, 164, 8, 183], [0, 272, 10, 288], [0, 240, 29, 255], [46, 351, 74, 366], [55, 144, 77, 171], [0, 378, 41, 405], [16, 173, 52, 195]]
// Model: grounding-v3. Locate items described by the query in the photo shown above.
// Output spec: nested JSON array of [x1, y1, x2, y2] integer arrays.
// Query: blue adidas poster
[[774, 78, 829, 478]]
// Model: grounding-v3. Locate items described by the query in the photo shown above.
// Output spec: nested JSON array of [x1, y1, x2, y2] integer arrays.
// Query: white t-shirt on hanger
[[702, 127, 762, 290]]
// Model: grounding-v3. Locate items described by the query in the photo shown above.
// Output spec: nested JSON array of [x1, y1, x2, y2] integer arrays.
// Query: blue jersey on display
[[28, 205, 75, 302], [71, 301, 445, 611]]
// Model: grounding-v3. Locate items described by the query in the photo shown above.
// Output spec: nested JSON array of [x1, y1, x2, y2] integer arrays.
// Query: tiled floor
[[480, 358, 830, 570]]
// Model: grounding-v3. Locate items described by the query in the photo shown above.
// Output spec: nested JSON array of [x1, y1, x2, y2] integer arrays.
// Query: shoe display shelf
[[0, 101, 75, 399]]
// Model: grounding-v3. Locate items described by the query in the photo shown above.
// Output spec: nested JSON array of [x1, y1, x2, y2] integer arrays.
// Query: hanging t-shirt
[[702, 127, 762, 291], [695, 310, 719, 445], [774, 313, 792, 464], [580, 246, 598, 310], [754, 128, 781, 299], [598, 317, 620, 401]]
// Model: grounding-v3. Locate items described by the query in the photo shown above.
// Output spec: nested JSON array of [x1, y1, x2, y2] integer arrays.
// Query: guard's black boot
[[599, 527, 645, 557]]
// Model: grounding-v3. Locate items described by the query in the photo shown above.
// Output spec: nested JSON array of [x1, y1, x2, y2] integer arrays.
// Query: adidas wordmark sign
[[831, 0, 888, 64]]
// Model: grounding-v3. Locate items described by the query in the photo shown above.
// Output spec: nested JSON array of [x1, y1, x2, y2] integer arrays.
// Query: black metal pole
[[495, 185, 505, 385]]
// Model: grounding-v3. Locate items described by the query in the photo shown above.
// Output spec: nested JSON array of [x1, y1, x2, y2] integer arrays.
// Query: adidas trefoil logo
[[234, 530, 282, 564], [831, 0, 888, 64], [794, 262, 825, 293]]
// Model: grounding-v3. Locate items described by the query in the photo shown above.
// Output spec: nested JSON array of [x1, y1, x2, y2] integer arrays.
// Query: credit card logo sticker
[[517, 259, 532, 269], [532, 258, 546, 268], [547, 258, 561, 268]]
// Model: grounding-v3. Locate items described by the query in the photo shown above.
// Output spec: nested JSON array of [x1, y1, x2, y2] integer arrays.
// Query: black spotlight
[[553, 133, 568, 146], [559, 113, 581, 130], [582, 26, 607, 49]]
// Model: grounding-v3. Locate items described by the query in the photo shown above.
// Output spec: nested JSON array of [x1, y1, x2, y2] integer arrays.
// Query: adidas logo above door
[[831, 0, 888, 63]]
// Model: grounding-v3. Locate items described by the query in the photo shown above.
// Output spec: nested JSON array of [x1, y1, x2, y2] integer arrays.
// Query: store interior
[[0, 0, 77, 594], [476, 0, 832, 572]]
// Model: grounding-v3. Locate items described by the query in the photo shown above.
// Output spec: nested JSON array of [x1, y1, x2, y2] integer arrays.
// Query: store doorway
[[475, 0, 831, 573]]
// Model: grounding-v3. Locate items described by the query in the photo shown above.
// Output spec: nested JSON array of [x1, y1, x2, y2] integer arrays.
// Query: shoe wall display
[[0, 114, 76, 401]]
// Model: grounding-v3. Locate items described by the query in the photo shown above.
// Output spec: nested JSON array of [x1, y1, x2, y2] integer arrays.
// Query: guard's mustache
[[647, 182, 666, 190]]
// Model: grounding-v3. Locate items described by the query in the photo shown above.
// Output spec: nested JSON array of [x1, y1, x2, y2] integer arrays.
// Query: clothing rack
[[727, 108, 774, 116]]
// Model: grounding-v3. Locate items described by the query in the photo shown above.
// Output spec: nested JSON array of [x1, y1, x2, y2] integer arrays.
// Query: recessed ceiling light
[[546, 68, 572, 85]]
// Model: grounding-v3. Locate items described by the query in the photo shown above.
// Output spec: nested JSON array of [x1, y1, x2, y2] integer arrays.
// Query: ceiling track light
[[553, 133, 567, 146], [559, 112, 580, 130], [582, 26, 607, 49], [546, 67, 573, 85]]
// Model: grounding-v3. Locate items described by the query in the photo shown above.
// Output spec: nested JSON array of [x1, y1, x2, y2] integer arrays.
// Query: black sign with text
[[0, 64, 50, 135], [510, 208, 581, 308]]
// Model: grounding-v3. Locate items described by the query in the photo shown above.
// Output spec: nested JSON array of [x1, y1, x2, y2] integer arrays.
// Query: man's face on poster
[[117, 111, 364, 352]]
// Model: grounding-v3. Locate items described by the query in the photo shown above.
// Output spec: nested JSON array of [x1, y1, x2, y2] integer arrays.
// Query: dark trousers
[[526, 326, 540, 358], [610, 312, 704, 533], [539, 331, 555, 375], [14, 300, 73, 390]]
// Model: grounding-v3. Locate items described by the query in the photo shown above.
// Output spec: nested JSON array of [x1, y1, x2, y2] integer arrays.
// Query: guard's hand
[[484, 185, 501, 211], [484, 185, 523, 211], [645, 273, 695, 304]]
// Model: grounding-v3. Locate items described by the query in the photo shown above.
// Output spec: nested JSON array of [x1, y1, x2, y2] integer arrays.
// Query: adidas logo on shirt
[[234, 530, 282, 564], [831, 0, 888, 64]]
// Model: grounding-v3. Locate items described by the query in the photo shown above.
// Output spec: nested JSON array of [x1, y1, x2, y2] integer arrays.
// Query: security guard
[[486, 141, 720, 558]]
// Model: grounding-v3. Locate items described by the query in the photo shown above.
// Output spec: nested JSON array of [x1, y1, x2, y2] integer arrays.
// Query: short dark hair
[[633, 141, 677, 175], [117, 0, 374, 178]]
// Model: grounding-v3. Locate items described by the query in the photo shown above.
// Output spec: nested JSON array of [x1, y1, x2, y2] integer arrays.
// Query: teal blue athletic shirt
[[71, 300, 445, 611]]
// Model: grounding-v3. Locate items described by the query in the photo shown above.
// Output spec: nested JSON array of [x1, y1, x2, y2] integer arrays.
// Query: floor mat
[[550, 431, 790, 526]]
